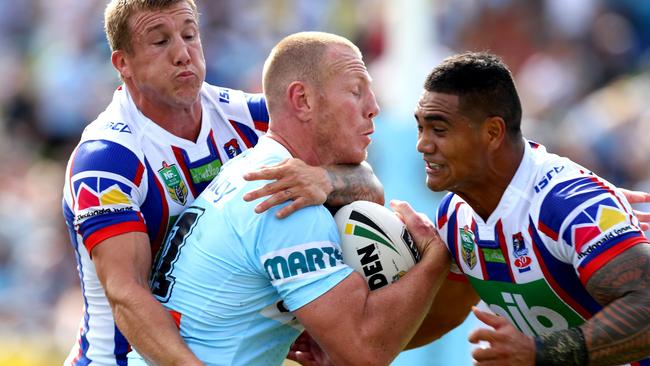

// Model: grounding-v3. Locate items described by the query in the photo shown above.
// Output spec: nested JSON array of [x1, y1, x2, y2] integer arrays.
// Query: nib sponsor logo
[[572, 204, 627, 254]]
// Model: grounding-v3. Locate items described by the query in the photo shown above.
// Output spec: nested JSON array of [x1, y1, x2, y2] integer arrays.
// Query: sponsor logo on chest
[[468, 278, 586, 337]]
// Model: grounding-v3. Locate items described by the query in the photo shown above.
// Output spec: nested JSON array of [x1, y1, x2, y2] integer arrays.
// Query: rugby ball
[[334, 201, 420, 291]]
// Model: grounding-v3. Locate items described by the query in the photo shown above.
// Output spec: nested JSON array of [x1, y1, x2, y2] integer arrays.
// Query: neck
[[265, 116, 321, 166], [458, 137, 525, 221], [127, 85, 203, 142]]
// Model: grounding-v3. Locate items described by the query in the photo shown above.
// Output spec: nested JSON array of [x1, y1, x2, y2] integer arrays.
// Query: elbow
[[103, 278, 149, 313]]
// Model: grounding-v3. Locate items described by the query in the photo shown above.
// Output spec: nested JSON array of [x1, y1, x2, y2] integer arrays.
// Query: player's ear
[[287, 81, 312, 121], [112, 50, 131, 79], [483, 116, 506, 151]]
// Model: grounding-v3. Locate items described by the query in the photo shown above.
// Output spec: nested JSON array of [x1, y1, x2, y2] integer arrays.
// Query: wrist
[[534, 327, 588, 366], [322, 166, 336, 196]]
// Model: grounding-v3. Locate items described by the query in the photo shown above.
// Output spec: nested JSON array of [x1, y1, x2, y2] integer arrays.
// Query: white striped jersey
[[436, 140, 649, 365], [62, 83, 268, 366]]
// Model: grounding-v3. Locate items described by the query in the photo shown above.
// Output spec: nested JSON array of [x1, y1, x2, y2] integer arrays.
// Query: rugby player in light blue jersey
[[128, 31, 451, 366]]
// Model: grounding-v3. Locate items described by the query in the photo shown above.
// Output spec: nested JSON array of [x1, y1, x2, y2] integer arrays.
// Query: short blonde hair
[[104, 0, 198, 54], [262, 31, 361, 112]]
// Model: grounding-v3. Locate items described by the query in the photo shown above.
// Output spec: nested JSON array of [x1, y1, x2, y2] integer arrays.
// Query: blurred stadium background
[[1, 0, 649, 364]]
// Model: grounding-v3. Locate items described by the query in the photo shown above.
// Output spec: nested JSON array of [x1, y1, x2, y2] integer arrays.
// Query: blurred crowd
[[0, 0, 648, 364]]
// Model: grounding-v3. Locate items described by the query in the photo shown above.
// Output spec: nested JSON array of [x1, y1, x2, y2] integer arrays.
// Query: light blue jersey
[[131, 136, 353, 366]]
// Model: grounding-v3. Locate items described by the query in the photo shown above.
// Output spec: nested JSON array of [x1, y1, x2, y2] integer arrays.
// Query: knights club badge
[[459, 225, 477, 269], [158, 161, 189, 205]]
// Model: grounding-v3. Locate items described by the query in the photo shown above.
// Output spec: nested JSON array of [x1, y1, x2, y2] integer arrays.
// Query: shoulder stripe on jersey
[[72, 140, 144, 185], [134, 163, 144, 187], [528, 140, 540, 149], [578, 235, 647, 285], [528, 217, 599, 319], [446, 205, 461, 269], [245, 93, 270, 132], [437, 192, 454, 229], [588, 176, 637, 224], [230, 119, 259, 148], [538, 220, 559, 241], [538, 177, 610, 241], [143, 158, 169, 256]]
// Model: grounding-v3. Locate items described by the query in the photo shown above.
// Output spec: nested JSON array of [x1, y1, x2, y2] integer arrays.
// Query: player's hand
[[469, 307, 535, 366], [389, 200, 443, 257], [620, 188, 650, 231], [243, 158, 332, 219], [287, 331, 333, 366]]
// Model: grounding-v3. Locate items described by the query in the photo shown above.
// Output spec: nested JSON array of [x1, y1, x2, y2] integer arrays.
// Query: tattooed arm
[[322, 161, 384, 207], [469, 243, 650, 366], [243, 159, 383, 218], [579, 243, 650, 366], [533, 243, 650, 366]]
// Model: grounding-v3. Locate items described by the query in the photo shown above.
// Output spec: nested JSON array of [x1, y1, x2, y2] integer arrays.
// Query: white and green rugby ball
[[334, 201, 420, 291]]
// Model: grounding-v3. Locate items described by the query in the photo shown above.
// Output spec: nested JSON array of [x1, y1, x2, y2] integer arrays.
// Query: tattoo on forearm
[[326, 164, 383, 206], [535, 327, 588, 366], [583, 243, 650, 366]]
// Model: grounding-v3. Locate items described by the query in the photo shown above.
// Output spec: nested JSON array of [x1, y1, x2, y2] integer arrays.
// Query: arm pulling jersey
[[143, 136, 353, 366], [61, 83, 269, 366], [436, 141, 647, 344]]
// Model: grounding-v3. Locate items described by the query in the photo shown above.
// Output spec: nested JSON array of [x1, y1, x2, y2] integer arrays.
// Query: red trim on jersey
[[150, 172, 170, 257], [589, 176, 637, 225], [72, 331, 83, 364], [133, 162, 145, 186], [496, 220, 516, 282], [169, 310, 182, 329], [447, 271, 468, 282], [254, 120, 269, 132], [453, 217, 463, 273], [579, 236, 647, 285], [538, 220, 559, 241], [229, 119, 253, 148], [85, 221, 148, 254], [207, 129, 223, 163], [472, 220, 490, 280], [447, 201, 464, 264], [529, 226, 591, 319], [172, 146, 199, 198], [438, 212, 449, 230]]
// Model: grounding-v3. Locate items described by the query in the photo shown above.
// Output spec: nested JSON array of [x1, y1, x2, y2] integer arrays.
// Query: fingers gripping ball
[[334, 200, 420, 290]]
